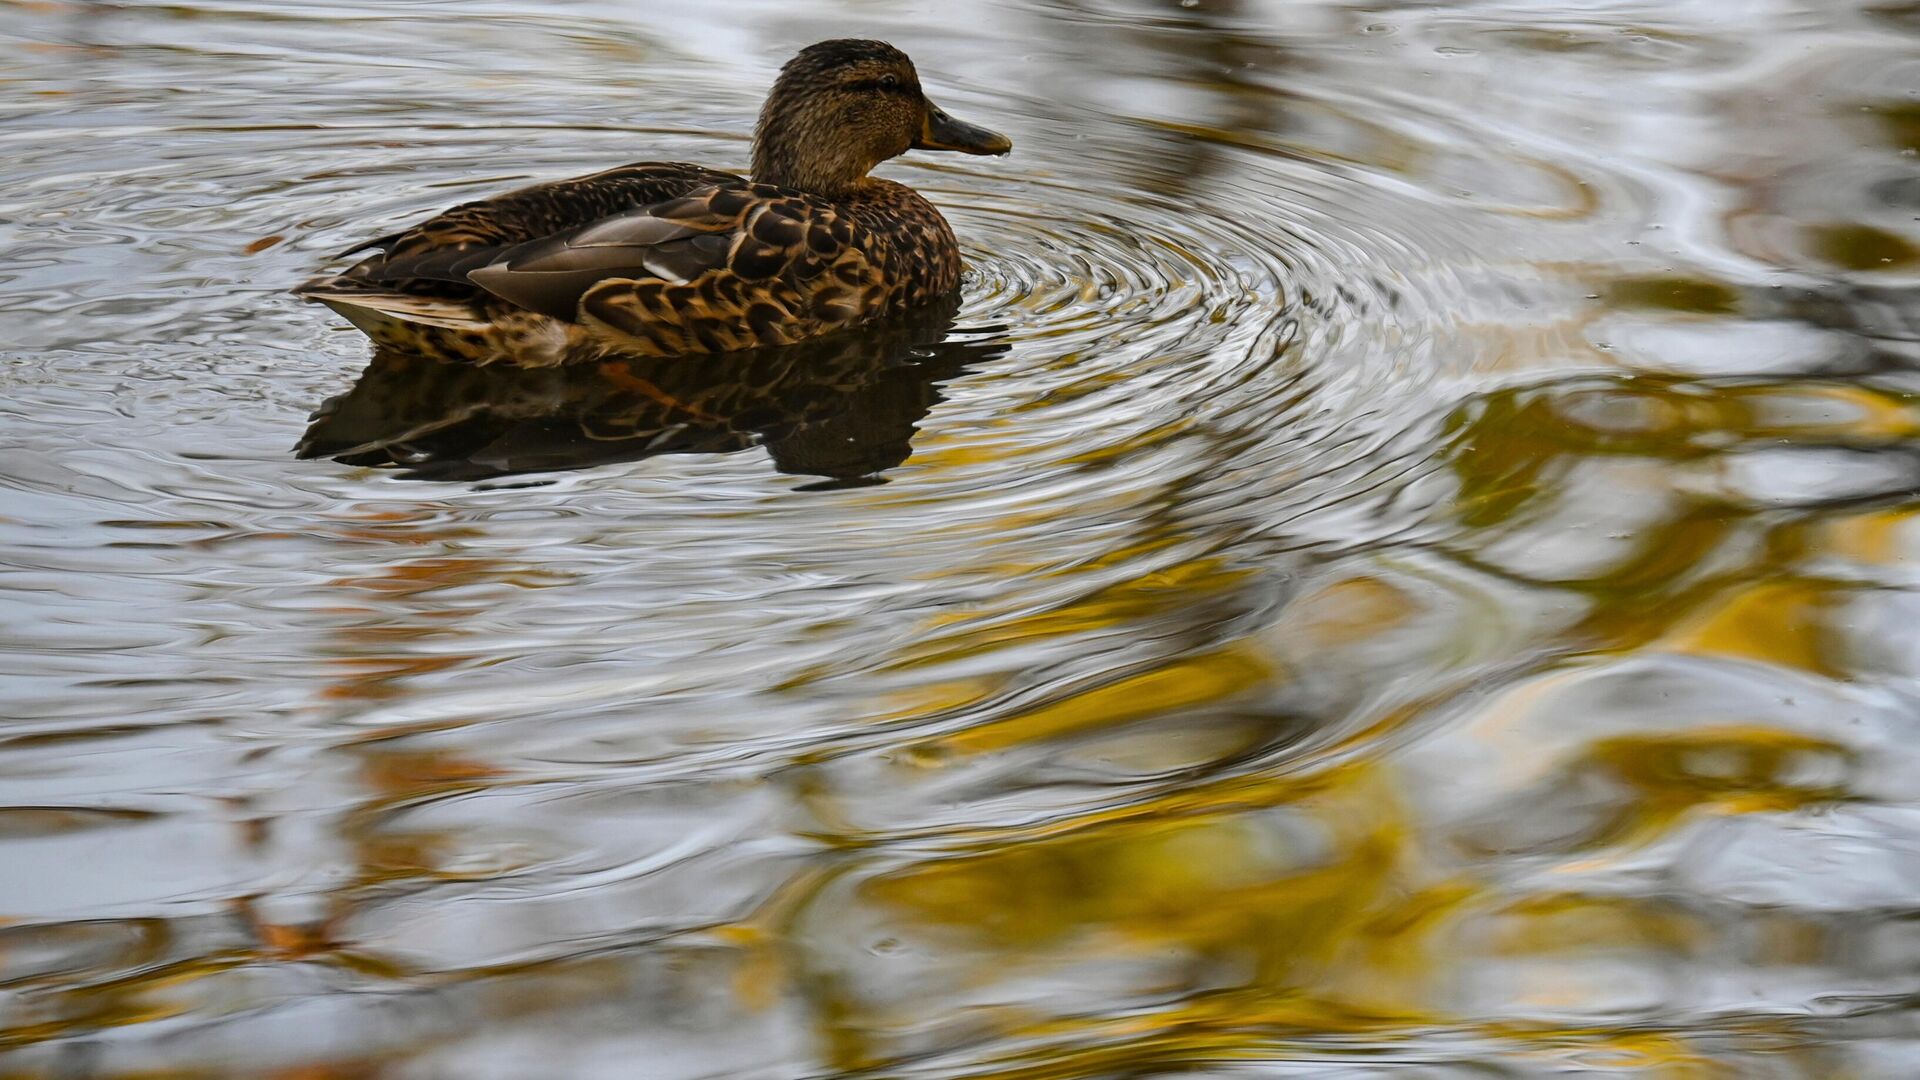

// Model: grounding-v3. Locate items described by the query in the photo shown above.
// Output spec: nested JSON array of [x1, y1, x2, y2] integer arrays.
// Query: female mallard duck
[[296, 39, 1010, 368]]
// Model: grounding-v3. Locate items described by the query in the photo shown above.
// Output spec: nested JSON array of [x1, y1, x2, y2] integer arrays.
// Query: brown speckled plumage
[[295, 40, 1010, 367]]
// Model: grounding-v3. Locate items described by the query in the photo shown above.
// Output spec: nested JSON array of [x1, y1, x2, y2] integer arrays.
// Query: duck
[[295, 39, 1011, 368]]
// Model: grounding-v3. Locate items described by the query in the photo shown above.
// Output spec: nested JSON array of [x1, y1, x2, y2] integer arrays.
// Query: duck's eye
[[879, 74, 899, 90]]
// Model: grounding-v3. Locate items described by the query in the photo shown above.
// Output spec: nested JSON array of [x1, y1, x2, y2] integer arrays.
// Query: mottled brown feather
[[299, 168, 962, 366]]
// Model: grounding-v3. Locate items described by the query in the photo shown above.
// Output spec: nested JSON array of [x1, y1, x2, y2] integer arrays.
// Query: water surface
[[4, 0, 1920, 1076]]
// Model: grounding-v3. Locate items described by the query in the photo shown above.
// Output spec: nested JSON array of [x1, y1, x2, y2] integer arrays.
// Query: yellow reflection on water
[[933, 645, 1278, 754]]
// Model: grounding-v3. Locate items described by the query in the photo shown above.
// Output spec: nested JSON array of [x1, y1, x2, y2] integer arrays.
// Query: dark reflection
[[1035, 0, 1298, 193], [297, 298, 1004, 485]]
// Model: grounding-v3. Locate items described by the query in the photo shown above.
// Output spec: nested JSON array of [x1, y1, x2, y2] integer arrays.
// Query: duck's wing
[[295, 162, 739, 299], [465, 183, 859, 323], [294, 162, 748, 337], [301, 167, 878, 355], [359, 161, 739, 261]]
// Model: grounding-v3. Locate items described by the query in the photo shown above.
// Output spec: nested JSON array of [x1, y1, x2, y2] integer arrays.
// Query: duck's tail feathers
[[331, 231, 405, 260], [295, 277, 492, 335]]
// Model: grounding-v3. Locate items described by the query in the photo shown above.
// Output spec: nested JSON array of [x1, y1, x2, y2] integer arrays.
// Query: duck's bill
[[914, 102, 1012, 156]]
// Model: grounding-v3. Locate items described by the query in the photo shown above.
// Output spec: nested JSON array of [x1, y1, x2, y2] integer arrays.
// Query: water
[[3, 0, 1919, 1075]]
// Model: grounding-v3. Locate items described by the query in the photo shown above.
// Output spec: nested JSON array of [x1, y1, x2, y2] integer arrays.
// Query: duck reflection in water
[[298, 297, 1003, 487]]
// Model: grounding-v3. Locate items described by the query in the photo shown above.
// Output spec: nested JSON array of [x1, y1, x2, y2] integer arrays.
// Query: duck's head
[[752, 39, 1011, 197]]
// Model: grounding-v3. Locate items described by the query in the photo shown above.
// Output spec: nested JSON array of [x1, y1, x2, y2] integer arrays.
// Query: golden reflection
[[1662, 579, 1849, 675], [1508, 725, 1857, 853], [858, 677, 1009, 731], [1816, 506, 1920, 564], [928, 644, 1278, 754], [1440, 372, 1918, 664], [1482, 891, 1702, 983], [779, 762, 1435, 1072], [892, 558, 1255, 671]]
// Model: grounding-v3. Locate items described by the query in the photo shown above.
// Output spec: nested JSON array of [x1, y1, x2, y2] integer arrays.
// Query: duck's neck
[[751, 111, 872, 197]]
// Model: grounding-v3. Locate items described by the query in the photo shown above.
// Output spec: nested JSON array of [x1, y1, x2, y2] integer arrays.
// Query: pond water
[[4, 0, 1920, 1076]]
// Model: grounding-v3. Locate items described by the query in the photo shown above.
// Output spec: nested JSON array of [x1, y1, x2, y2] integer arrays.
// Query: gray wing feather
[[366, 245, 509, 285], [468, 211, 733, 319]]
